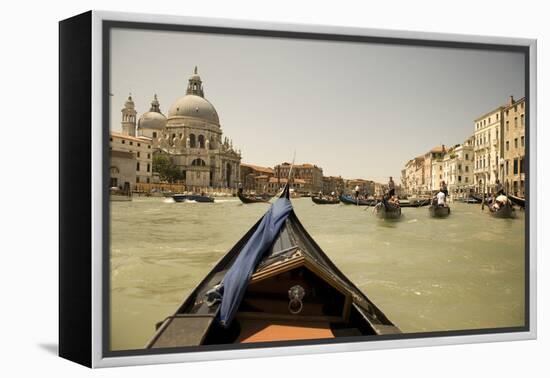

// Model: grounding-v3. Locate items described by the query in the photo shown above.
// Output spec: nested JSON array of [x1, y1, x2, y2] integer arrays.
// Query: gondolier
[[436, 189, 446, 207], [440, 181, 448, 197], [388, 177, 395, 197], [495, 179, 504, 195]]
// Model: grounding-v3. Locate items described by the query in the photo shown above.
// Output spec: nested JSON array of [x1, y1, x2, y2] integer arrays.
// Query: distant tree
[[153, 154, 183, 183]]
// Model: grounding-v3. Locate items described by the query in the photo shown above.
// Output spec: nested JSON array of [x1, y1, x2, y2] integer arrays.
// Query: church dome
[[167, 67, 220, 125], [167, 95, 220, 124], [138, 94, 167, 130], [138, 111, 167, 130]]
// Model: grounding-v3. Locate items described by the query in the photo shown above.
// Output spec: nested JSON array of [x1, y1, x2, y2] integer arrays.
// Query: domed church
[[127, 67, 242, 189]]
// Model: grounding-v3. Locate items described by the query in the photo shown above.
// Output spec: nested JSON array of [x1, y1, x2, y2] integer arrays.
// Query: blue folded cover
[[217, 196, 293, 327]]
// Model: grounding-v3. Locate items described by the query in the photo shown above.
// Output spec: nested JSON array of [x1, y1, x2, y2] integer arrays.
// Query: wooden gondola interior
[[147, 212, 391, 349]]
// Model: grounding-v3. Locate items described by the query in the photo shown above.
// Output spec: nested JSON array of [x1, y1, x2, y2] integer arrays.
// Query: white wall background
[[0, 0, 546, 376]]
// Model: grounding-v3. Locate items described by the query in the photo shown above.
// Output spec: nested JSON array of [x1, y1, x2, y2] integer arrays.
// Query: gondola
[[508, 194, 525, 208], [311, 196, 340, 205], [373, 199, 401, 219], [429, 204, 451, 218], [400, 199, 431, 208], [489, 202, 515, 218], [172, 194, 214, 203], [339, 194, 376, 206], [460, 196, 482, 204], [147, 185, 400, 349], [238, 192, 272, 204]]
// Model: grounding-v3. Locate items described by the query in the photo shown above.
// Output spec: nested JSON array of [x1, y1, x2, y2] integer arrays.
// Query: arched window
[[189, 134, 196, 148], [198, 135, 205, 149], [209, 137, 215, 149], [191, 158, 206, 166]]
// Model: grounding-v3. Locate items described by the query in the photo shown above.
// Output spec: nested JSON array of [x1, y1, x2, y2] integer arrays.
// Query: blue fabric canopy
[[217, 196, 293, 327]]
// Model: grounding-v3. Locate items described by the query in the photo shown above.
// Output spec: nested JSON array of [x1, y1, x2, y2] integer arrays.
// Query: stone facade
[[344, 179, 374, 196], [267, 177, 305, 193], [442, 137, 475, 199], [423, 145, 446, 193], [273, 163, 323, 194], [109, 150, 136, 191], [109, 131, 153, 186], [322, 176, 345, 195], [502, 96, 526, 196], [402, 156, 424, 196], [473, 106, 504, 194], [240, 163, 275, 193]]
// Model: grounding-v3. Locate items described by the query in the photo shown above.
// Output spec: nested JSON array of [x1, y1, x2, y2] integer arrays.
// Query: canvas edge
[[89, 10, 538, 368]]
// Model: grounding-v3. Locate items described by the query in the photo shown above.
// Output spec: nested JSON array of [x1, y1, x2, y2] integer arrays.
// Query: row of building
[[401, 95, 526, 198], [240, 163, 391, 196], [109, 67, 396, 196]]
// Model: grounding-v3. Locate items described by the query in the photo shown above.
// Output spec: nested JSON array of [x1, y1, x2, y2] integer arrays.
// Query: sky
[[110, 28, 525, 183]]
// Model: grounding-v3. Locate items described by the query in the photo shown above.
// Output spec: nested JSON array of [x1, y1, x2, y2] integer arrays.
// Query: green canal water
[[110, 197, 525, 351]]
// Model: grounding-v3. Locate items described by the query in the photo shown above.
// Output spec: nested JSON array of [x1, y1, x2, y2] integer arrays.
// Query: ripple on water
[[110, 198, 525, 350]]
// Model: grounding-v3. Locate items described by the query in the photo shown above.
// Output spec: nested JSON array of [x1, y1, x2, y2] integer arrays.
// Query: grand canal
[[110, 197, 525, 351]]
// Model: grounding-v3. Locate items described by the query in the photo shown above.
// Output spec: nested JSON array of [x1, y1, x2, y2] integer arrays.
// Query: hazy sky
[[110, 28, 524, 183]]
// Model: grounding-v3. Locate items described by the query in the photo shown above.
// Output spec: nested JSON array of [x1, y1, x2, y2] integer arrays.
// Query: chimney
[[508, 95, 515, 106]]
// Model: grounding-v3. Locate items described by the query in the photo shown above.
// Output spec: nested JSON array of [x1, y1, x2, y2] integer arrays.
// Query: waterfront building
[[322, 176, 345, 195], [109, 150, 136, 192], [240, 163, 275, 193], [402, 159, 416, 195], [344, 179, 374, 196], [116, 67, 242, 190], [374, 182, 386, 197], [502, 96, 526, 196], [441, 137, 474, 200], [473, 105, 504, 194], [266, 177, 306, 193], [273, 163, 323, 194], [110, 130, 153, 187], [156, 67, 242, 189], [431, 158, 444, 193], [423, 145, 446, 193], [402, 156, 424, 196]]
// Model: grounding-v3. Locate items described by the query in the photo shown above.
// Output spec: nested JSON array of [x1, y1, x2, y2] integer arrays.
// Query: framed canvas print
[[59, 10, 537, 368]]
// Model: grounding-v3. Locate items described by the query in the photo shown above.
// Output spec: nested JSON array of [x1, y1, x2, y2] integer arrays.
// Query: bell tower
[[121, 93, 137, 136], [186, 66, 204, 97]]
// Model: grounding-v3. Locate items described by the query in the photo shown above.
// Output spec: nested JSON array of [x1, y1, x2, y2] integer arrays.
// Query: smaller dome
[[138, 111, 167, 130]]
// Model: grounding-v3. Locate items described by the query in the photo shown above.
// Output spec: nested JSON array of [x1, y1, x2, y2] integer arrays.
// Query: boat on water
[[429, 205, 451, 218], [146, 185, 400, 348], [508, 194, 525, 208], [110, 194, 132, 202], [373, 198, 401, 219], [311, 196, 340, 205], [339, 194, 376, 206], [400, 199, 431, 208], [489, 202, 515, 218], [109, 187, 132, 202], [459, 196, 482, 204], [237, 192, 272, 204], [172, 194, 215, 203]]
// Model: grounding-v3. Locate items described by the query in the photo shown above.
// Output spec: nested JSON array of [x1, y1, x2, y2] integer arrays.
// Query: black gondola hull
[[311, 196, 340, 205], [429, 205, 450, 218], [147, 194, 400, 349], [489, 203, 515, 218], [238, 192, 272, 204]]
